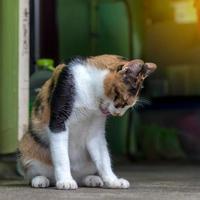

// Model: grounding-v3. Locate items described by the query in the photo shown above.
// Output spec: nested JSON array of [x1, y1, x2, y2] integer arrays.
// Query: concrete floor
[[0, 164, 200, 200]]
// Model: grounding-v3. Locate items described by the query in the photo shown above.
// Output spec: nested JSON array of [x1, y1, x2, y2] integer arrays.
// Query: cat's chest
[[67, 111, 95, 166], [67, 107, 104, 148], [68, 108, 96, 143], [65, 107, 105, 174], [69, 117, 92, 141]]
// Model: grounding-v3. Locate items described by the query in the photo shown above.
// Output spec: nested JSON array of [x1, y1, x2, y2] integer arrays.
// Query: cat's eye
[[117, 64, 124, 72], [115, 101, 128, 108], [122, 102, 128, 107], [114, 94, 118, 101], [115, 103, 121, 108], [129, 88, 137, 95]]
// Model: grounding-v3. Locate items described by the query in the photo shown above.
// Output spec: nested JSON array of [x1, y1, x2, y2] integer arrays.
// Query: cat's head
[[98, 56, 157, 116]]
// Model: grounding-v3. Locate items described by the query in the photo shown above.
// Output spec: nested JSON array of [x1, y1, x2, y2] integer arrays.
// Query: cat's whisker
[[138, 97, 151, 105], [131, 98, 150, 111]]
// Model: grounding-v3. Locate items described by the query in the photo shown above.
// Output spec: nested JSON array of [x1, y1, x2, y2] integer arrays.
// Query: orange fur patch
[[19, 133, 52, 166], [104, 72, 135, 108], [87, 55, 128, 71]]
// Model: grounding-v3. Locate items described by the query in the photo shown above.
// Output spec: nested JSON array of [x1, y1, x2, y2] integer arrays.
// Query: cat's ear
[[120, 59, 144, 76], [142, 62, 157, 78], [119, 59, 157, 79]]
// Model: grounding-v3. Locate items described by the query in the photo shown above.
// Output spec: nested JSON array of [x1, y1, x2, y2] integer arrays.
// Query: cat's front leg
[[87, 128, 130, 189], [48, 128, 78, 190]]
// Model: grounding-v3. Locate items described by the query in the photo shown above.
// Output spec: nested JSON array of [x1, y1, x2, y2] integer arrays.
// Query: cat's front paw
[[103, 177, 130, 189], [56, 179, 78, 190]]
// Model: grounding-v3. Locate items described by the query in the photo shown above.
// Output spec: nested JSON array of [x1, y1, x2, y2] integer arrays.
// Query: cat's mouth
[[99, 104, 111, 116]]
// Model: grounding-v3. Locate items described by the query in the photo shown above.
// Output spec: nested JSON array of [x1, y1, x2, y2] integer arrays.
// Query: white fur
[[48, 129, 78, 189], [31, 176, 50, 188], [103, 178, 130, 189], [28, 63, 130, 189], [82, 175, 104, 187], [71, 63, 108, 111]]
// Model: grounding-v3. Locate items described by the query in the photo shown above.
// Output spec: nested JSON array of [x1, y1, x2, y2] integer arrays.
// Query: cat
[[19, 55, 156, 190]]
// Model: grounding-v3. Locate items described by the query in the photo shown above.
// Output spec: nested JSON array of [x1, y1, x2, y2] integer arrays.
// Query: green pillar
[[0, 0, 19, 153], [127, 0, 144, 58]]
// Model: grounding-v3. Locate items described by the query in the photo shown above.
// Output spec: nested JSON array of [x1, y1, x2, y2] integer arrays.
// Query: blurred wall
[[144, 22, 200, 67], [143, 0, 200, 67], [57, 0, 91, 60], [57, 0, 143, 60]]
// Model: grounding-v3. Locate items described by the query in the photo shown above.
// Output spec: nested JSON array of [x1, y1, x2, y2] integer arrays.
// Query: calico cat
[[19, 55, 156, 189]]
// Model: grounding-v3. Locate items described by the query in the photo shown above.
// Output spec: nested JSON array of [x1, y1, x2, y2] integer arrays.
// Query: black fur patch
[[49, 65, 75, 133]]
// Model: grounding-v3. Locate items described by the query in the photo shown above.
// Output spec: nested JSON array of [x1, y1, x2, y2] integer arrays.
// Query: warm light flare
[[172, 0, 197, 24]]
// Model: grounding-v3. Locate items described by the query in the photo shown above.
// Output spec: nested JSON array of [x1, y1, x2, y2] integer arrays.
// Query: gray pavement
[[0, 164, 200, 200]]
